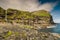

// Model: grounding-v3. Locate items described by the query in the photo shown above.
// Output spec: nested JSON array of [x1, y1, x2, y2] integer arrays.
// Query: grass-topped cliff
[[6, 8, 51, 19], [0, 7, 54, 27]]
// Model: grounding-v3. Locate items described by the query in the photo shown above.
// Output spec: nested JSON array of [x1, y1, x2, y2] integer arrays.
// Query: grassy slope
[[7, 8, 51, 18], [32, 10, 51, 17]]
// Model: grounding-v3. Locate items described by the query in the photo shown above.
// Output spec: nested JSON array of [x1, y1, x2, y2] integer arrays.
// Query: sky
[[0, 0, 60, 23]]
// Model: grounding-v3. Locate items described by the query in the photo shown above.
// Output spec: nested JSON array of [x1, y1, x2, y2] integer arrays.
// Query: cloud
[[38, 3, 57, 12], [54, 19, 60, 23], [0, 0, 57, 12]]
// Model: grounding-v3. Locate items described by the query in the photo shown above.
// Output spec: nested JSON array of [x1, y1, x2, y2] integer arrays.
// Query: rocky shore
[[0, 23, 60, 40]]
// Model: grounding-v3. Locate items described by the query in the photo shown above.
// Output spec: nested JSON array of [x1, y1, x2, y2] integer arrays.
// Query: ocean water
[[39, 23, 60, 34], [52, 23, 60, 33]]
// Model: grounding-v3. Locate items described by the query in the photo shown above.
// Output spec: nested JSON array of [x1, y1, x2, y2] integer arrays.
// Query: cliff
[[0, 7, 54, 28]]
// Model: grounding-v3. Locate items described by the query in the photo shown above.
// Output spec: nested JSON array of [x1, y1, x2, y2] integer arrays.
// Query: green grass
[[3, 31, 12, 39], [32, 10, 51, 17]]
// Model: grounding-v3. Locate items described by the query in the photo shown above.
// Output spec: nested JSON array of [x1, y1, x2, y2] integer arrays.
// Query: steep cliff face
[[0, 7, 54, 27]]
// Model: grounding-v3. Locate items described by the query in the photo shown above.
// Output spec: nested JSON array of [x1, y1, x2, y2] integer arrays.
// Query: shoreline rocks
[[0, 25, 60, 40]]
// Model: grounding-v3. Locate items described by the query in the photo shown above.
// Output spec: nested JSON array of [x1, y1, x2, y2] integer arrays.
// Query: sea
[[39, 23, 60, 34]]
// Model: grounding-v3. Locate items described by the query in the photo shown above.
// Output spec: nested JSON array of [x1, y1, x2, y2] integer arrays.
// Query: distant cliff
[[0, 7, 54, 28]]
